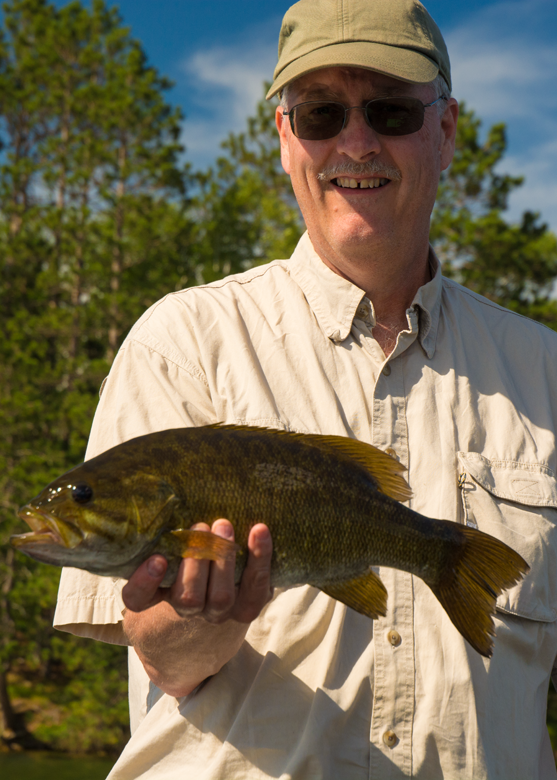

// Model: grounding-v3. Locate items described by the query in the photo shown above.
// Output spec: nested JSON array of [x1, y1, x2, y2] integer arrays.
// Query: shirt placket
[[364, 329, 417, 779]]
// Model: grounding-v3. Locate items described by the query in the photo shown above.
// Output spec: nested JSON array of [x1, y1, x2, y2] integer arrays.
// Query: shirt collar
[[288, 231, 442, 359]]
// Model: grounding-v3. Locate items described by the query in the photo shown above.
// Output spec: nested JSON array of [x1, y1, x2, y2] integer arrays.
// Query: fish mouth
[[13, 505, 84, 549]]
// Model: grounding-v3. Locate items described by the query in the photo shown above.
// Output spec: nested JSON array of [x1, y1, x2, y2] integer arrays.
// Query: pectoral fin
[[170, 529, 237, 562], [319, 568, 387, 619]]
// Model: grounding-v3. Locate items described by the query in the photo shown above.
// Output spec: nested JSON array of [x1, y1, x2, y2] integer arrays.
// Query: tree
[[431, 103, 557, 327], [0, 0, 192, 751], [190, 87, 303, 283], [2, 16, 557, 753], [194, 92, 557, 331]]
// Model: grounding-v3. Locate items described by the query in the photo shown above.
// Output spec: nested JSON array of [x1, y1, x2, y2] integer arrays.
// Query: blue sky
[[86, 1, 557, 231]]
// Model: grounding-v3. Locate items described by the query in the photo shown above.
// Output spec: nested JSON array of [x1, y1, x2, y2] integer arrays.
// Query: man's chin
[[324, 217, 389, 251]]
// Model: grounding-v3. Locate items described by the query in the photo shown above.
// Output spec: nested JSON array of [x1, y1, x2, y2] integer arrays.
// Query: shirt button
[[385, 447, 398, 459], [383, 730, 398, 748], [357, 303, 370, 319], [382, 364, 391, 376], [387, 629, 402, 647]]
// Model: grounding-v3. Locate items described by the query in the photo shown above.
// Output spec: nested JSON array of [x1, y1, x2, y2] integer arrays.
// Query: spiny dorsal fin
[[208, 423, 412, 502]]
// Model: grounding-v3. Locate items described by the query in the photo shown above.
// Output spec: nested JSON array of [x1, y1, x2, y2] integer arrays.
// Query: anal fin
[[319, 568, 387, 619], [170, 529, 237, 562]]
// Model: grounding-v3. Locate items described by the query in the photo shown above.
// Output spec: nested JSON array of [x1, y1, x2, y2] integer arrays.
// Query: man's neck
[[308, 230, 432, 357]]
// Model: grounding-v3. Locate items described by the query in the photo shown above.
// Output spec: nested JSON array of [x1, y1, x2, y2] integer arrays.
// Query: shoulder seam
[[134, 261, 289, 329], [174, 260, 288, 295], [173, 260, 284, 297]]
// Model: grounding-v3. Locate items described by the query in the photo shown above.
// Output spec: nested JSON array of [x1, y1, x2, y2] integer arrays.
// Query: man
[[54, 0, 557, 777]]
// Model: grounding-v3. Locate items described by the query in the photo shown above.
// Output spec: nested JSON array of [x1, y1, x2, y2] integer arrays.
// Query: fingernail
[[147, 558, 165, 578]]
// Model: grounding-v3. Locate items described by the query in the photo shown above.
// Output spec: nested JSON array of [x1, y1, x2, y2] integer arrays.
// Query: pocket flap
[[457, 452, 557, 622], [458, 452, 557, 507]]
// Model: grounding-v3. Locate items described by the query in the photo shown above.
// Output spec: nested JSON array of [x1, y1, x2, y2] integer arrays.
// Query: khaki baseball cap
[[266, 0, 451, 99]]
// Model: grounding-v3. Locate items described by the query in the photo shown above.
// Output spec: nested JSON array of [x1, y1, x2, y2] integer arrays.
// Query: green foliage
[[0, 4, 302, 757], [1, 0, 557, 760], [190, 86, 303, 283], [431, 103, 557, 327], [8, 603, 129, 753], [0, 0, 189, 754]]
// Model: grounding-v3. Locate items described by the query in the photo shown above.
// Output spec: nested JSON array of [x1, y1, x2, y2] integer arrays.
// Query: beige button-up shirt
[[55, 232, 557, 779]]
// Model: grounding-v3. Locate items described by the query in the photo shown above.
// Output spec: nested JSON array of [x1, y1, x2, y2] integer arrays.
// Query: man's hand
[[122, 520, 273, 697]]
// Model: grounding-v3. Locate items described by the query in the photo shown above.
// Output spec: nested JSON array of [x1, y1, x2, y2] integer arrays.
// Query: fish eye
[[72, 483, 93, 504]]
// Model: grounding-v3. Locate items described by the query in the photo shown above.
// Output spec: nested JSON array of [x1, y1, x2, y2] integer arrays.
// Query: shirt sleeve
[[54, 336, 216, 643]]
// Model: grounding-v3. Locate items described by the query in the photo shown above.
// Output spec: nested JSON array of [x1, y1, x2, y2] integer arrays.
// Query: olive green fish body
[[12, 425, 529, 657]]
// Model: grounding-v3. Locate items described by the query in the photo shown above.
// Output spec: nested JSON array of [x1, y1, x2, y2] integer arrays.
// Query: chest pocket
[[457, 452, 557, 622]]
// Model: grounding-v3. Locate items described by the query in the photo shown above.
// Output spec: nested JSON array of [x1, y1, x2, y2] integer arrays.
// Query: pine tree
[[0, 0, 191, 751], [190, 86, 303, 283], [431, 103, 557, 326]]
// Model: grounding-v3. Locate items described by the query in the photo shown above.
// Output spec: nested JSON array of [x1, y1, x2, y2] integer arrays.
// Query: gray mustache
[[317, 161, 402, 181]]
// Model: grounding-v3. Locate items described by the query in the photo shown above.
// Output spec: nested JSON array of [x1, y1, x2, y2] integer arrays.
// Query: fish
[[12, 424, 529, 657]]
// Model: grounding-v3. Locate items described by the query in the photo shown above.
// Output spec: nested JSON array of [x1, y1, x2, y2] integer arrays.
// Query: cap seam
[[337, 0, 342, 41], [268, 0, 452, 99], [341, 0, 348, 41]]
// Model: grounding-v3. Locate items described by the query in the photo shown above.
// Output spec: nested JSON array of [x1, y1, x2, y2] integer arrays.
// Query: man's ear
[[440, 98, 459, 172], [276, 106, 291, 175]]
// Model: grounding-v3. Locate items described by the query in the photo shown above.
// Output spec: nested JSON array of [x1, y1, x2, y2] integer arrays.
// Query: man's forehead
[[288, 67, 425, 102]]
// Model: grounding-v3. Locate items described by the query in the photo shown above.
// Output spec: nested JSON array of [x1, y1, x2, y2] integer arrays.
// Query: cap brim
[[266, 40, 439, 99]]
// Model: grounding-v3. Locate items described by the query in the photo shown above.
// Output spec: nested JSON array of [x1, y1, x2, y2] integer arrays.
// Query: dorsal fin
[[207, 424, 412, 502], [300, 432, 412, 502]]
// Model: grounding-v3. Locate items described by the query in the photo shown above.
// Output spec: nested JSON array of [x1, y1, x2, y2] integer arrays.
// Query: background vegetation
[[1, 0, 556, 759]]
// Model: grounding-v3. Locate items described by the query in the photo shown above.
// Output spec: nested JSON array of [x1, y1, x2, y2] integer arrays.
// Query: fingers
[[122, 554, 168, 612], [169, 523, 212, 618], [232, 523, 273, 623], [204, 519, 237, 622], [124, 520, 273, 627]]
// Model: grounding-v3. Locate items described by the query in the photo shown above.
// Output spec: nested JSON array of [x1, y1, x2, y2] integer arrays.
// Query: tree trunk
[[107, 141, 126, 361], [0, 667, 16, 734], [0, 549, 49, 750]]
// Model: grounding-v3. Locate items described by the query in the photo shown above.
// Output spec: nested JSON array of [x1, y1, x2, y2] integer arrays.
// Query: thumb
[[122, 555, 168, 612]]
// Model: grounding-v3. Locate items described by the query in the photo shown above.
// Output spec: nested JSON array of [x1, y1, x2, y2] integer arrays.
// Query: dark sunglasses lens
[[366, 97, 425, 136], [291, 102, 345, 140]]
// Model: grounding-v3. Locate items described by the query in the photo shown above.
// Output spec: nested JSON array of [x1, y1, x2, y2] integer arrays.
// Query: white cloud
[[185, 46, 276, 125], [179, 24, 277, 168], [178, 1, 557, 232], [446, 0, 557, 230], [505, 138, 557, 226]]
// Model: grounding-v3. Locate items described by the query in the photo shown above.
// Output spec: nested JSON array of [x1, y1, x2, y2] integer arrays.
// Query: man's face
[[276, 67, 458, 268]]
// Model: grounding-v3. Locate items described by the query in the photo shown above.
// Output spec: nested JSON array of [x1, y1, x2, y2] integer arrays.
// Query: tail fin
[[429, 526, 529, 658]]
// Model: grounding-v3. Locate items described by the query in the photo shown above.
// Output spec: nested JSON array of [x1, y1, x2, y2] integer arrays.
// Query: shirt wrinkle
[[54, 231, 557, 780], [289, 233, 366, 342], [130, 334, 210, 387], [289, 233, 442, 355]]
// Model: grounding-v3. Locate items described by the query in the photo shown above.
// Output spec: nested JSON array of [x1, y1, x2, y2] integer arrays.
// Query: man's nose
[[336, 106, 382, 160]]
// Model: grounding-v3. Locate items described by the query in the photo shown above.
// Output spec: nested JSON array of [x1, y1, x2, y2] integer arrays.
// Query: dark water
[[0, 752, 116, 780]]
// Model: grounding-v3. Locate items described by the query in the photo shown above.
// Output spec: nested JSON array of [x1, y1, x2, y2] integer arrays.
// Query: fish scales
[[151, 429, 425, 585], [12, 424, 529, 657]]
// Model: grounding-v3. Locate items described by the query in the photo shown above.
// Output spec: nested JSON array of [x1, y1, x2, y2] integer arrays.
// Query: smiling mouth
[[332, 177, 390, 190]]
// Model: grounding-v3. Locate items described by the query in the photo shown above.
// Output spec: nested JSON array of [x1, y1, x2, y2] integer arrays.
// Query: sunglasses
[[283, 95, 447, 140]]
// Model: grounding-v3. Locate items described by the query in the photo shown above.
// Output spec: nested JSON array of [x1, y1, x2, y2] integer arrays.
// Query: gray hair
[[430, 73, 451, 115]]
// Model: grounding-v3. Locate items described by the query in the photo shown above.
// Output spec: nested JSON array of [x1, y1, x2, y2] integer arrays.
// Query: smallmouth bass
[[12, 425, 529, 657]]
